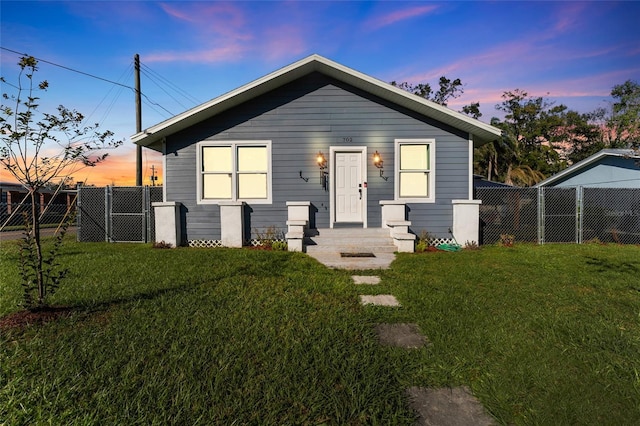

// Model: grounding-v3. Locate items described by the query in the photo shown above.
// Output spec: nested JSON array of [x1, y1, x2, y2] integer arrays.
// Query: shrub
[[498, 234, 515, 247], [153, 241, 173, 249], [271, 241, 288, 251], [255, 226, 286, 249]]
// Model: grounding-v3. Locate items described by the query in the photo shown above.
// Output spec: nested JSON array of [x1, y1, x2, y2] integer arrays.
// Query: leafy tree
[[391, 76, 482, 117], [476, 90, 576, 186], [566, 80, 640, 163], [0, 56, 122, 309], [608, 80, 640, 148]]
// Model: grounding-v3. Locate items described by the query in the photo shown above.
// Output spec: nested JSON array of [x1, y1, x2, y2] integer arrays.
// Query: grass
[[1, 238, 640, 424]]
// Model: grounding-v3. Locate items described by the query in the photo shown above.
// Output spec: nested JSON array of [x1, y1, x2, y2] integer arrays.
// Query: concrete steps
[[305, 228, 396, 254], [305, 227, 397, 269]]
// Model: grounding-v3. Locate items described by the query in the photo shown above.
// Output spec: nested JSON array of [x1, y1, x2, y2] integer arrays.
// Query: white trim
[[468, 135, 474, 200], [329, 146, 368, 228], [394, 139, 436, 203], [162, 139, 167, 202], [196, 140, 273, 205]]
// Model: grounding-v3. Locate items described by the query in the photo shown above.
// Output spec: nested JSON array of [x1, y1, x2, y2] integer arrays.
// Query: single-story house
[[132, 54, 502, 251], [536, 148, 640, 188]]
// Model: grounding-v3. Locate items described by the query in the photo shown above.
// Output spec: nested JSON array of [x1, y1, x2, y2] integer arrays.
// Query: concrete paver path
[[406, 386, 495, 426], [359, 294, 401, 307], [352, 275, 381, 285]]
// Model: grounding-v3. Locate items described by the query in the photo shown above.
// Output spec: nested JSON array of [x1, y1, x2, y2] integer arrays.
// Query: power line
[[1, 46, 132, 90], [1, 46, 175, 117], [141, 63, 201, 106]]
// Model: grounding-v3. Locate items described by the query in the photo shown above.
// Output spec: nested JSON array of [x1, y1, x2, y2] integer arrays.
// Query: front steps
[[305, 227, 397, 269]]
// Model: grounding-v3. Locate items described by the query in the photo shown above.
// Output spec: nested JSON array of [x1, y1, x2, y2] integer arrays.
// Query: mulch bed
[[0, 306, 73, 332]]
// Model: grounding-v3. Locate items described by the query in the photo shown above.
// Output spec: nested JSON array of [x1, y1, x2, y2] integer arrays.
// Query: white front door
[[335, 151, 363, 223]]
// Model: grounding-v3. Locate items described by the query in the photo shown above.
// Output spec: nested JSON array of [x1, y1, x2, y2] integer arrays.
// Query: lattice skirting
[[188, 240, 224, 248], [428, 237, 454, 246], [188, 239, 286, 248]]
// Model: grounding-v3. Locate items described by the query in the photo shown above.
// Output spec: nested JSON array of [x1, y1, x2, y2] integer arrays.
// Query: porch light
[[316, 151, 328, 190], [373, 151, 388, 180], [316, 151, 327, 169], [373, 151, 383, 168]]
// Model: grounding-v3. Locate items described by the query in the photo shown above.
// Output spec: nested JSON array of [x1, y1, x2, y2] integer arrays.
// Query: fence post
[[577, 186, 583, 244], [105, 186, 111, 242], [144, 186, 150, 243], [537, 187, 544, 245]]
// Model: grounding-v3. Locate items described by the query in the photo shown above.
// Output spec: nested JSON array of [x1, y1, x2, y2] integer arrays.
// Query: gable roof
[[536, 149, 640, 187], [131, 54, 502, 151]]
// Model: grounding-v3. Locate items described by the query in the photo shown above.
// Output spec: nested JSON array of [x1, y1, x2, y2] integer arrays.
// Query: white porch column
[[286, 201, 310, 252], [379, 200, 416, 252], [219, 201, 245, 248], [379, 200, 406, 227], [451, 199, 482, 245], [152, 201, 182, 247]]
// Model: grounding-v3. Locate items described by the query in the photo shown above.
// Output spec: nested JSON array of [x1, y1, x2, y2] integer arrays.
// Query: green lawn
[[1, 239, 639, 424]]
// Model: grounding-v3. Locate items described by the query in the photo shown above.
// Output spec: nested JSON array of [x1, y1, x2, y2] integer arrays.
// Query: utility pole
[[150, 165, 157, 186], [135, 54, 142, 186]]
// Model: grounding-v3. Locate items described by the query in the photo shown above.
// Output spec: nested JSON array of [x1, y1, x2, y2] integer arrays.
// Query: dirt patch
[[0, 306, 74, 332]]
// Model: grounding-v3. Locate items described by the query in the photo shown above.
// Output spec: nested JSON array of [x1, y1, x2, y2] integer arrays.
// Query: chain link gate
[[77, 186, 163, 243], [478, 187, 640, 244]]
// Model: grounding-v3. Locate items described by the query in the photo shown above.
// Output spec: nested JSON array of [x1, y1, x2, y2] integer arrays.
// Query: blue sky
[[1, 1, 639, 185]]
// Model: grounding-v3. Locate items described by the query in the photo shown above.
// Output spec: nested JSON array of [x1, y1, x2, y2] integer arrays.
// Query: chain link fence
[[1, 202, 75, 230], [77, 186, 163, 243], [478, 187, 640, 244]]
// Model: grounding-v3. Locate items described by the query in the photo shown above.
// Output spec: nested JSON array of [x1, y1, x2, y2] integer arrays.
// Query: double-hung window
[[395, 139, 435, 202], [198, 141, 272, 204]]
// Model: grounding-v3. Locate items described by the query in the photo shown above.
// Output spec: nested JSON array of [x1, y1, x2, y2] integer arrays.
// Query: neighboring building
[[0, 182, 76, 228], [132, 55, 501, 249], [536, 149, 640, 188]]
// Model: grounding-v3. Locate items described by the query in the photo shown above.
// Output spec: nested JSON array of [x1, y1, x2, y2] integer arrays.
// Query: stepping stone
[[406, 386, 495, 426], [359, 294, 400, 307], [375, 323, 428, 348], [352, 275, 380, 285]]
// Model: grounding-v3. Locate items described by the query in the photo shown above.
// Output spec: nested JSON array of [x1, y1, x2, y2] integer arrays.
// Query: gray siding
[[165, 73, 469, 241]]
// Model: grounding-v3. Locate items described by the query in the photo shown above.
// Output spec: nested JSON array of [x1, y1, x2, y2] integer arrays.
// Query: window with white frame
[[395, 139, 435, 202], [197, 141, 272, 204]]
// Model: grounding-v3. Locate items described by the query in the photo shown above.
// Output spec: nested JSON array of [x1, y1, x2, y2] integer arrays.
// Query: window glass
[[202, 146, 232, 172], [400, 172, 429, 197], [400, 144, 429, 170], [238, 173, 267, 198], [237, 146, 267, 172], [203, 174, 232, 199]]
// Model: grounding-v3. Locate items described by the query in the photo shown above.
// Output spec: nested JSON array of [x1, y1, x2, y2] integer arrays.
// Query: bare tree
[[0, 56, 122, 308]]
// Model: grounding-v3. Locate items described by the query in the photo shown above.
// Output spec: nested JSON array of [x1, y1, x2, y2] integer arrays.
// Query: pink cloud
[[365, 5, 439, 31], [145, 44, 248, 64], [261, 26, 307, 62], [159, 2, 250, 40]]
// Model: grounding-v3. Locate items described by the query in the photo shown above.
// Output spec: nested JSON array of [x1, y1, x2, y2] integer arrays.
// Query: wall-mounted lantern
[[317, 151, 328, 190], [373, 150, 388, 180], [317, 151, 327, 170]]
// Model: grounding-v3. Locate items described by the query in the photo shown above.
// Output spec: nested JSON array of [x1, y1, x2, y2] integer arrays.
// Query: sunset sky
[[1, 1, 639, 187]]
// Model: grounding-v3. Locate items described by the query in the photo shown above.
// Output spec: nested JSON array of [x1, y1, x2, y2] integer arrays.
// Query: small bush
[[255, 226, 286, 249], [464, 240, 480, 250], [498, 234, 515, 247], [271, 241, 288, 251], [153, 241, 173, 249], [415, 230, 434, 253]]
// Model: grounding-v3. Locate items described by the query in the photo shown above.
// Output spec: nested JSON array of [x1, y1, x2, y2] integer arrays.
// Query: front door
[[335, 151, 363, 223]]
